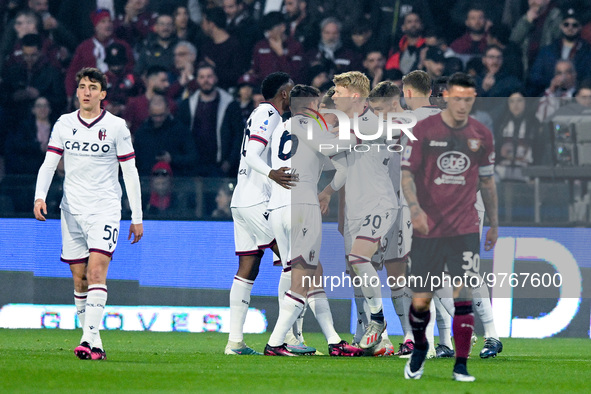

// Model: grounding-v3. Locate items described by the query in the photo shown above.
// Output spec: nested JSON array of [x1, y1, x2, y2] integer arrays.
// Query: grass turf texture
[[0, 329, 589, 393]]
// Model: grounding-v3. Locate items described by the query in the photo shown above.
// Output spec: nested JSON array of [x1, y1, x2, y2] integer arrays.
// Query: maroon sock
[[409, 304, 430, 350], [453, 301, 474, 359]]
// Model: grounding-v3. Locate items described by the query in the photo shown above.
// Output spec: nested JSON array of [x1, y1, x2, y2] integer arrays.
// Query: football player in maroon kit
[[400, 72, 498, 382]]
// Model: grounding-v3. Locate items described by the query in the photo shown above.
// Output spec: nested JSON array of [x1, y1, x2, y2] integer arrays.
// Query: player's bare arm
[[479, 175, 499, 251], [402, 169, 429, 235], [33, 199, 47, 221]]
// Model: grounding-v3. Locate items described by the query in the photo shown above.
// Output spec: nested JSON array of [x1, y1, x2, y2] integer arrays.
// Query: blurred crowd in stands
[[1, 0, 591, 221]]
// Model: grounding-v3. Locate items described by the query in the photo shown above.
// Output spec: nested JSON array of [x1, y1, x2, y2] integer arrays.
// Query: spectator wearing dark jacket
[[250, 11, 304, 84], [134, 95, 198, 177], [199, 7, 245, 90], [64, 9, 134, 108], [476, 45, 522, 98], [176, 64, 236, 177], [450, 6, 488, 56], [528, 7, 591, 96], [1, 33, 65, 123], [385, 12, 425, 74], [305, 17, 362, 77], [135, 13, 178, 75]]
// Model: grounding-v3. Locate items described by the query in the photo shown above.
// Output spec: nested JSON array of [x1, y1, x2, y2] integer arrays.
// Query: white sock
[[349, 255, 383, 314], [433, 297, 453, 349], [74, 290, 87, 329], [434, 281, 455, 316], [82, 284, 107, 349], [228, 276, 254, 343], [391, 287, 411, 339], [268, 291, 305, 347], [402, 287, 414, 342], [425, 300, 436, 353], [278, 270, 291, 305], [473, 280, 498, 339], [286, 299, 306, 345], [353, 285, 369, 343], [294, 299, 306, 343], [308, 289, 341, 344]]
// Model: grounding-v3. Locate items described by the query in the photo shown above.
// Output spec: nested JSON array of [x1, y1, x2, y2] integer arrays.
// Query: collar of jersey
[[77, 109, 106, 129]]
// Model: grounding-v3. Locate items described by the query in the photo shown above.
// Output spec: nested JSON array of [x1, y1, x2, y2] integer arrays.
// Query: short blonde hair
[[333, 71, 370, 97]]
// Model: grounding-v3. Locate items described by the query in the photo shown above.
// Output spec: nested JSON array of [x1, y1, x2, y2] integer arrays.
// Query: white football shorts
[[372, 204, 412, 267], [60, 209, 121, 264], [270, 204, 322, 269], [232, 203, 275, 256]]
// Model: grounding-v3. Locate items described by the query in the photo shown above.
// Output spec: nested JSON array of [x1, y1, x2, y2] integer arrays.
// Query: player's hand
[[33, 199, 47, 221], [410, 205, 429, 235], [484, 226, 498, 251], [318, 190, 331, 215], [269, 167, 297, 189], [128, 223, 144, 244]]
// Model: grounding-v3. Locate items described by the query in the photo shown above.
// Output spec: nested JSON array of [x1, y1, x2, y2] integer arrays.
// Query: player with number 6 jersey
[[226, 72, 296, 356], [264, 84, 363, 357]]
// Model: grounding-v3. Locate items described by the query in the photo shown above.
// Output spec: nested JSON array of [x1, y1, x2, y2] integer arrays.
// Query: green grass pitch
[[0, 329, 589, 393]]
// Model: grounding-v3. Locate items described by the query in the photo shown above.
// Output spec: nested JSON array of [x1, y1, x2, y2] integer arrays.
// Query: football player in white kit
[[318, 72, 399, 350], [365, 81, 412, 357], [33, 68, 143, 361], [226, 72, 296, 355], [264, 85, 363, 356]]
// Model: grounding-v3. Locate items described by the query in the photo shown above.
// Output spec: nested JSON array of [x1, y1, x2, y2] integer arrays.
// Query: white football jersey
[[388, 106, 442, 203], [46, 109, 135, 215], [267, 114, 337, 210], [344, 109, 398, 219], [231, 102, 282, 208]]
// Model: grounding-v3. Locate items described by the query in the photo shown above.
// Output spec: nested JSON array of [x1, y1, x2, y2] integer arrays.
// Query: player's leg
[[227, 205, 271, 355], [70, 263, 88, 329], [448, 233, 480, 382], [349, 237, 385, 349], [433, 278, 455, 357], [61, 210, 95, 360], [307, 263, 339, 343], [473, 276, 503, 358], [385, 259, 411, 356], [404, 236, 443, 380], [349, 209, 396, 349], [82, 250, 111, 360], [266, 262, 312, 356], [475, 207, 502, 358], [451, 284, 475, 381]]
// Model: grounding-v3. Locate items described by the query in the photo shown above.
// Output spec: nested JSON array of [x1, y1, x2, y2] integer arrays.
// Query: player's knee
[[412, 297, 431, 311]]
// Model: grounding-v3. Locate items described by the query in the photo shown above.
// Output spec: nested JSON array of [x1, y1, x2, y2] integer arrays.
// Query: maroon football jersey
[[401, 113, 495, 238]]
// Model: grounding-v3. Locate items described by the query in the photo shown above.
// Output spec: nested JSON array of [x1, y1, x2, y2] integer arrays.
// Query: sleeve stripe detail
[[117, 152, 136, 162], [47, 146, 64, 155], [250, 135, 268, 146]]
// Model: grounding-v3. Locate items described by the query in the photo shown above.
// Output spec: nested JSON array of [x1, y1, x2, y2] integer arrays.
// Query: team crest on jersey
[[309, 250, 315, 262], [98, 128, 107, 141], [468, 138, 481, 152]]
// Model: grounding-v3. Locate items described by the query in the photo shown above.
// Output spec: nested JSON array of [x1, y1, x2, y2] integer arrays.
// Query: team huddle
[[226, 69, 502, 382], [32, 66, 500, 382]]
